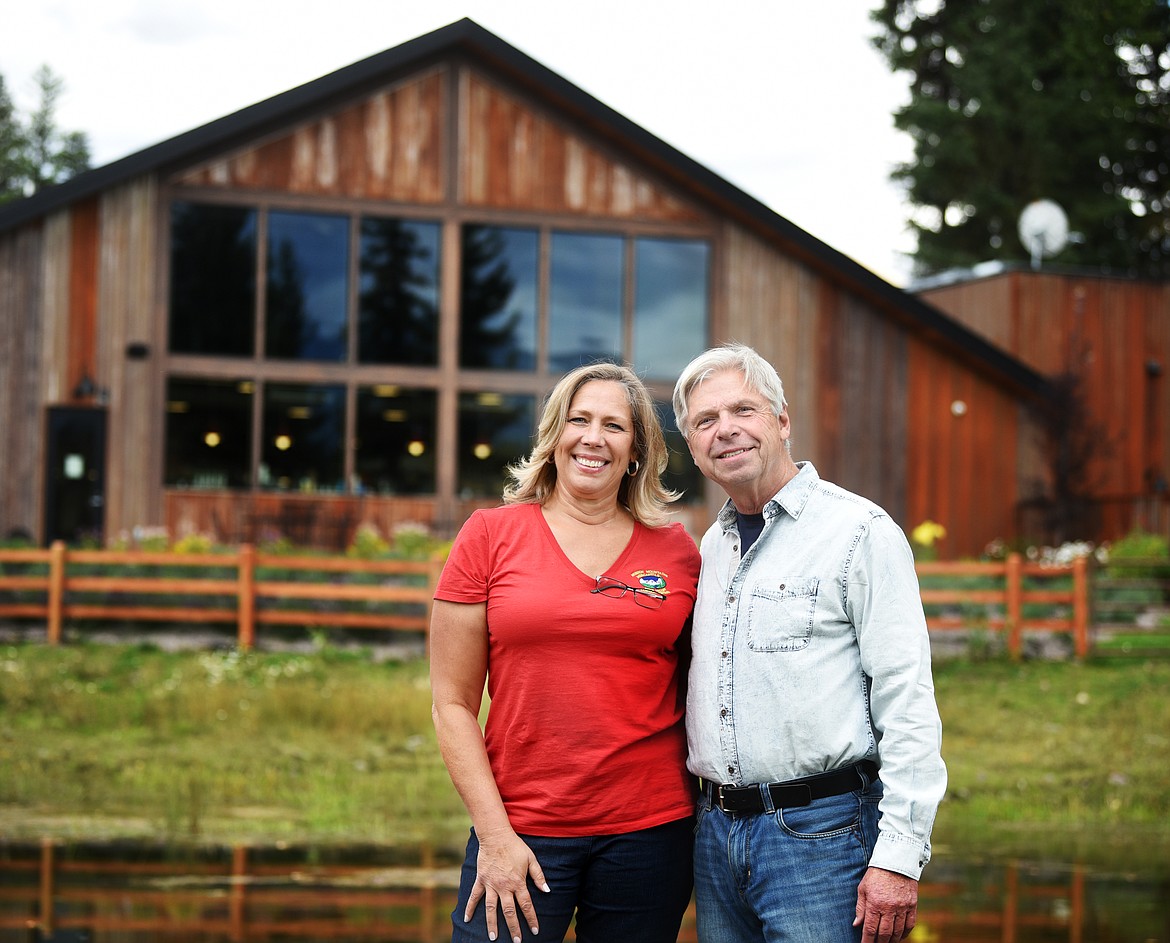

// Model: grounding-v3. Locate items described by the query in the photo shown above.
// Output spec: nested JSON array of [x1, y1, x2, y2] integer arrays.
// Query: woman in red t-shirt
[[431, 362, 700, 943]]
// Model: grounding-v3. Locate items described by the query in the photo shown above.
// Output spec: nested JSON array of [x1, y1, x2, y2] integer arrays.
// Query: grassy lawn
[[2, 640, 1168, 870]]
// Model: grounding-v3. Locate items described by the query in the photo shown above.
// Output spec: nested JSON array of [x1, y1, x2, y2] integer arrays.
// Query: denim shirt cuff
[[869, 832, 930, 881]]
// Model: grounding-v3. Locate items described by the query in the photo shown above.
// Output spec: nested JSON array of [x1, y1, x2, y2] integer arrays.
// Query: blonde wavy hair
[[503, 362, 679, 527]]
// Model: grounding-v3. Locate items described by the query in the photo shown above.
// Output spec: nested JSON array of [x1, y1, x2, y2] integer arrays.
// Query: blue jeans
[[693, 779, 883, 943], [450, 817, 694, 943]]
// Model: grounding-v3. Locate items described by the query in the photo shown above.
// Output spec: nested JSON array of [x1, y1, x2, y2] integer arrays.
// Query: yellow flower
[[911, 520, 947, 547]]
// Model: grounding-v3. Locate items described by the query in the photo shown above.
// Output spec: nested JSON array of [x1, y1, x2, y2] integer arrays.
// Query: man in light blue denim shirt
[[673, 344, 946, 943]]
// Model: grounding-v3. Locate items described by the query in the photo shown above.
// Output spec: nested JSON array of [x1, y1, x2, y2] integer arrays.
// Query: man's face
[[683, 369, 791, 498]]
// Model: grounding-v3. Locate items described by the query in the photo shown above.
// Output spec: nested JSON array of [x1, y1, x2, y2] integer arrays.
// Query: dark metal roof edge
[[0, 17, 1048, 398]]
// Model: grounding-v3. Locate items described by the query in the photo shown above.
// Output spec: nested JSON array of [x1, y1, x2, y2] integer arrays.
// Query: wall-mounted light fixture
[[73, 374, 96, 400]]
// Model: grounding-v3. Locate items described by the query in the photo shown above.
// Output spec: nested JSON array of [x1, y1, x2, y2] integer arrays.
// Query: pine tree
[[0, 65, 91, 203], [871, 0, 1170, 277]]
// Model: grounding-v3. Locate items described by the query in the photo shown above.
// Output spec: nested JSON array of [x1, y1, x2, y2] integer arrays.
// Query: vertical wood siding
[[921, 273, 1170, 540], [459, 69, 707, 222], [0, 226, 46, 538], [906, 336, 1020, 558], [172, 70, 446, 203], [98, 178, 163, 537], [67, 200, 100, 395]]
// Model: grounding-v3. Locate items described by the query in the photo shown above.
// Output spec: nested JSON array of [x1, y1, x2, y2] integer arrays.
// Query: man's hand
[[465, 827, 550, 942], [853, 867, 918, 943]]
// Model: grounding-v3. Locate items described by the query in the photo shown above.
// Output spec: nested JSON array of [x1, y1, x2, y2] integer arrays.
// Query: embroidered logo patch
[[631, 569, 668, 594]]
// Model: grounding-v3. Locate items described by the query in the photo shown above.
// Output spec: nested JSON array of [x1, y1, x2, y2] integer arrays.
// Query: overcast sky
[[2, 0, 918, 285]]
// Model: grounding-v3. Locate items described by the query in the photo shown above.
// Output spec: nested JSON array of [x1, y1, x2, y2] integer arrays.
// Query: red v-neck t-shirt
[[435, 502, 700, 836]]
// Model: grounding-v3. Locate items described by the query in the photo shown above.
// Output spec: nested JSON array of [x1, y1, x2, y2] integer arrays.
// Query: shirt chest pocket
[[746, 577, 819, 652]]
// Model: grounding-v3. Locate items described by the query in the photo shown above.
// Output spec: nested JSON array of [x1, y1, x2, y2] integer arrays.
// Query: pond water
[[0, 840, 1165, 942]]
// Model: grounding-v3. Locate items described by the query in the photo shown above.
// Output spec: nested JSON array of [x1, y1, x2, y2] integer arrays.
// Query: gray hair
[[672, 343, 787, 438]]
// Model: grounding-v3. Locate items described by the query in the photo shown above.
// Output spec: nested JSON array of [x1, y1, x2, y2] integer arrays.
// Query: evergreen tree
[[871, 0, 1170, 277], [0, 65, 91, 203]]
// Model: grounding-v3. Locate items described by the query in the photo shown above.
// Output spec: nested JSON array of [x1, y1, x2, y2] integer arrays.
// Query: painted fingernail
[[541, 882, 550, 892]]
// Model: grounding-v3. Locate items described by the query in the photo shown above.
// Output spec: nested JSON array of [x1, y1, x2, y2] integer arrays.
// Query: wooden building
[[917, 266, 1170, 545], [0, 19, 1051, 560]]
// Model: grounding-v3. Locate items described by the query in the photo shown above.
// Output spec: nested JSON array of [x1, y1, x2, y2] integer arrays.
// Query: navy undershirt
[[736, 511, 766, 555]]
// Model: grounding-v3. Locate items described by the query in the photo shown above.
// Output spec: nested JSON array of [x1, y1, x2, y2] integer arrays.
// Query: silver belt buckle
[[715, 783, 731, 812]]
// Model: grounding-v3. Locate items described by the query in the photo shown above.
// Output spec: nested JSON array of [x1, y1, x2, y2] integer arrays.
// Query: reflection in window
[[457, 392, 535, 498], [169, 202, 256, 356], [633, 238, 709, 378], [655, 401, 703, 501], [355, 386, 437, 494], [549, 233, 624, 371], [260, 384, 345, 492], [358, 218, 440, 365], [164, 378, 254, 489], [266, 211, 349, 362], [460, 225, 537, 370]]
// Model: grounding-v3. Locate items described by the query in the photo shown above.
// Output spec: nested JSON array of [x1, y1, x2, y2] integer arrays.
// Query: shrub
[[1103, 529, 1170, 580], [347, 523, 392, 560]]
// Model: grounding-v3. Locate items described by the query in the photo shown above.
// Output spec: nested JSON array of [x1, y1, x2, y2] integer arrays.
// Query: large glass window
[[164, 378, 254, 488], [355, 386, 437, 494], [633, 238, 709, 378], [166, 199, 711, 508], [265, 211, 349, 361], [457, 392, 535, 498], [169, 203, 256, 356], [259, 383, 345, 492], [358, 218, 440, 365], [460, 225, 538, 370], [548, 232, 624, 371]]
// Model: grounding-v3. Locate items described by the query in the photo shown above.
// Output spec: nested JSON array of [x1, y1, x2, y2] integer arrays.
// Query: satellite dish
[[1018, 200, 1069, 269]]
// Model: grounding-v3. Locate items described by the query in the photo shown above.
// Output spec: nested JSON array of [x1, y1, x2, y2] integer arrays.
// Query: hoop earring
[[627, 461, 640, 477]]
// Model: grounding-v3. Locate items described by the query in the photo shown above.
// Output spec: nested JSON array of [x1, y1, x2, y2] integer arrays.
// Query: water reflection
[[1, 840, 1165, 942]]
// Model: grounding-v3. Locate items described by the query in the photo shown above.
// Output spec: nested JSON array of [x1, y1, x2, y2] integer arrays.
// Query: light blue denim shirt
[[687, 462, 947, 879]]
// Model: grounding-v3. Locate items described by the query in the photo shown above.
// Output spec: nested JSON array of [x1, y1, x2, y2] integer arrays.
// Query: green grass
[[0, 641, 467, 849], [2, 641, 1168, 869], [930, 657, 1170, 869]]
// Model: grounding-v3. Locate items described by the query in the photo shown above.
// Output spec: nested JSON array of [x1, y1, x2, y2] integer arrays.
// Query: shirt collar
[[717, 461, 820, 534]]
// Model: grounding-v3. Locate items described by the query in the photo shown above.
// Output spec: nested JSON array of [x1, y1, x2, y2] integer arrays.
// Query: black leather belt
[[701, 760, 879, 814]]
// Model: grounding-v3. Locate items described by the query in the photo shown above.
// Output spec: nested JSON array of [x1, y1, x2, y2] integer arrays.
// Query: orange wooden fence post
[[38, 837, 54, 936], [230, 844, 248, 943], [46, 541, 67, 645], [1005, 553, 1023, 657], [237, 544, 256, 651], [1072, 555, 1089, 659]]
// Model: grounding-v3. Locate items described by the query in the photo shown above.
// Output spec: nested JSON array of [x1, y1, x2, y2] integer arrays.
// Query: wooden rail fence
[[3, 546, 1156, 658], [0, 542, 442, 650], [917, 555, 1090, 658]]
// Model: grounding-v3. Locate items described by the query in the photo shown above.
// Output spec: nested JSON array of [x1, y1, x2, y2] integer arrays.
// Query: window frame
[[162, 188, 714, 505]]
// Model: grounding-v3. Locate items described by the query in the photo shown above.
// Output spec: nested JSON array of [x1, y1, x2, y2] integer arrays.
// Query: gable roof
[[0, 17, 1048, 399]]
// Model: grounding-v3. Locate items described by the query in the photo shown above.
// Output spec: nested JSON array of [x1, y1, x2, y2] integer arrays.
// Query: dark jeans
[[450, 817, 694, 943]]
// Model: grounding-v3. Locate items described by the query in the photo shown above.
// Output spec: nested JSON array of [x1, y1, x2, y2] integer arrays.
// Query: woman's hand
[[465, 826, 550, 943]]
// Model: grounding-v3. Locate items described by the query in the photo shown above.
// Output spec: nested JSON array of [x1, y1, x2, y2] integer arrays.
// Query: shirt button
[[727, 766, 735, 776], [732, 544, 738, 552], [778, 583, 786, 590], [720, 708, 728, 717], [728, 595, 736, 604], [721, 651, 729, 658]]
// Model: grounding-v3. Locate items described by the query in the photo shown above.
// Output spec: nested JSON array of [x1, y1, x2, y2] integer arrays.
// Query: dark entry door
[[45, 406, 107, 545]]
